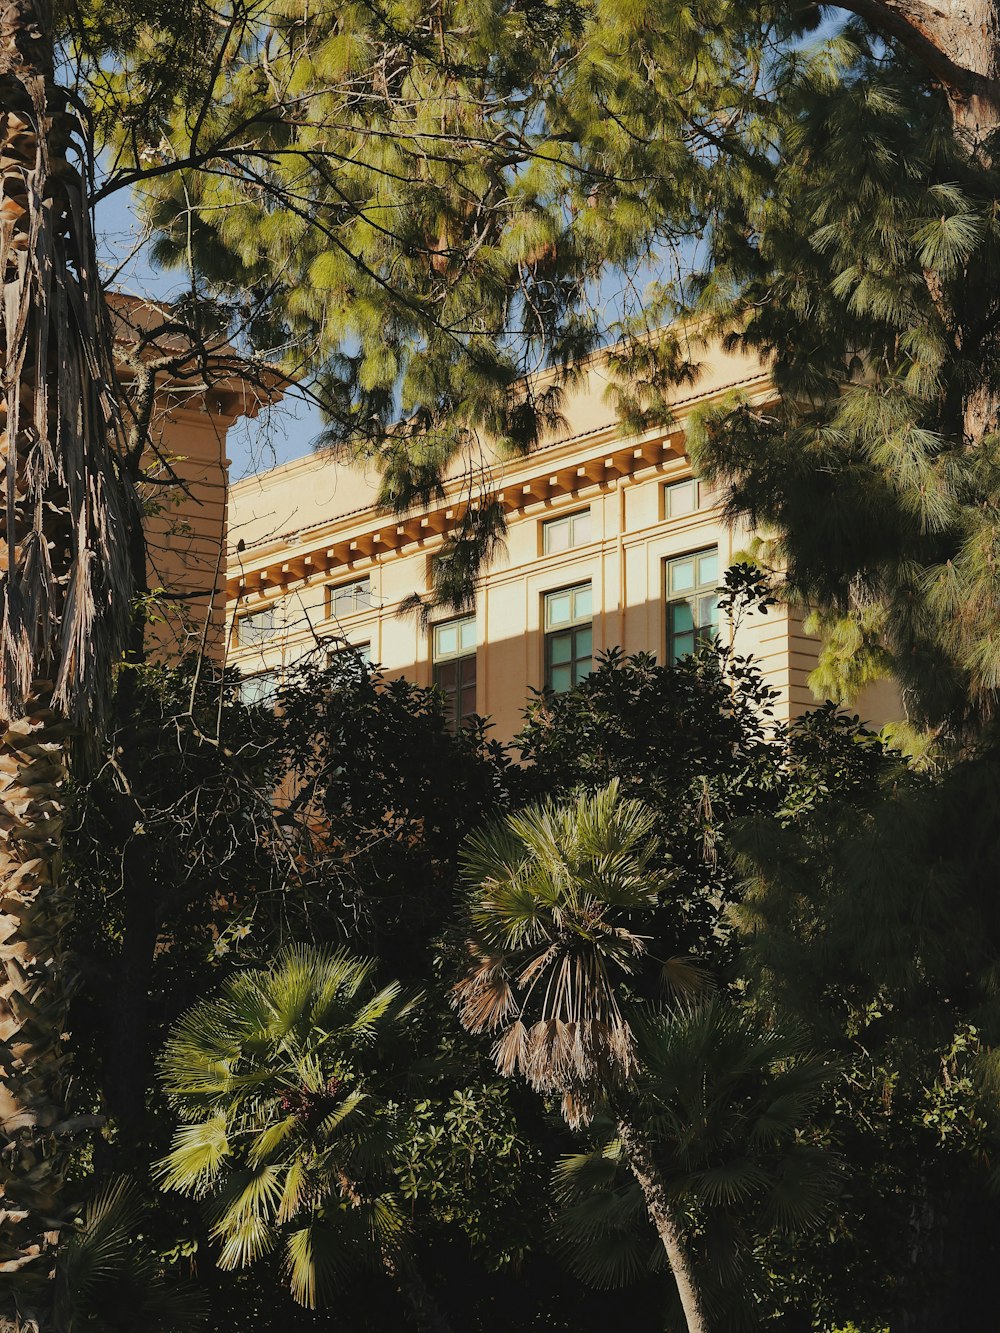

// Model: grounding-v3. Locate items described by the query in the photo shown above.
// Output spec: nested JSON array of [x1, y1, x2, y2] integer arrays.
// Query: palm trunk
[[381, 1246, 454, 1333], [0, 0, 135, 1312], [0, 685, 70, 1308], [616, 1114, 710, 1333]]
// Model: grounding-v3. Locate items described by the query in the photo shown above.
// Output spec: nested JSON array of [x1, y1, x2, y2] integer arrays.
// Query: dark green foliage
[[272, 656, 512, 980], [38, 0, 1000, 1322], [726, 723, 1000, 1329], [52, 1177, 206, 1331], [66, 0, 1000, 706], [674, 30, 1000, 736], [65, 629, 1000, 1332], [75, 0, 608, 607], [452, 754, 844, 1328], [555, 1001, 836, 1330], [66, 656, 681, 1330], [66, 661, 286, 1153], [511, 637, 1000, 1330], [516, 637, 782, 974], [159, 946, 419, 1309]]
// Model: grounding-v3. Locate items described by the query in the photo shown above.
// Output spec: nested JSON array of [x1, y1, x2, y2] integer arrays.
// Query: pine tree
[[91, 0, 1000, 685], [84, 0, 605, 604], [542, 0, 1000, 736]]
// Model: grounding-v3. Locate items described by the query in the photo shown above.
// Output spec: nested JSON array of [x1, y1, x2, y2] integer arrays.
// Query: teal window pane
[[434, 661, 457, 692], [546, 591, 572, 627], [239, 672, 277, 707], [330, 577, 371, 617], [671, 601, 694, 635], [550, 632, 573, 665], [698, 595, 720, 635], [545, 584, 592, 691], [670, 560, 695, 593], [666, 546, 721, 660], [434, 615, 475, 662], [239, 608, 278, 645], [544, 518, 570, 553], [544, 511, 591, 553], [435, 653, 476, 732], [435, 623, 458, 658], [668, 597, 697, 662]]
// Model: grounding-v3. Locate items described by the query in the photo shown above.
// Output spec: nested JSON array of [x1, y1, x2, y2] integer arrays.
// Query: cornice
[[226, 370, 773, 603]]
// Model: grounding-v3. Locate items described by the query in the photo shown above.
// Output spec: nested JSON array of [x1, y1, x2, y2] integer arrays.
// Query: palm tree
[[553, 1000, 836, 1329], [52, 1176, 205, 1331], [158, 945, 452, 1333], [452, 781, 710, 1333], [0, 0, 135, 1308]]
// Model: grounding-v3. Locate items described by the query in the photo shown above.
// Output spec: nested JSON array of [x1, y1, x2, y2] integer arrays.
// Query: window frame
[[662, 476, 720, 521], [326, 575, 372, 621], [328, 639, 372, 666], [237, 670, 278, 708], [664, 547, 721, 662], [541, 507, 593, 556], [543, 581, 593, 694], [432, 614, 477, 731], [236, 604, 280, 648]]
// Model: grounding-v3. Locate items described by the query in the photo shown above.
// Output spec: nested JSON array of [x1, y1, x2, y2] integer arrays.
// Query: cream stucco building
[[223, 337, 867, 741]]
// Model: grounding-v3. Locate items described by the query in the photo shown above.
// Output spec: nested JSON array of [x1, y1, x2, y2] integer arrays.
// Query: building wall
[[109, 293, 276, 664], [142, 401, 233, 662], [225, 343, 891, 738]]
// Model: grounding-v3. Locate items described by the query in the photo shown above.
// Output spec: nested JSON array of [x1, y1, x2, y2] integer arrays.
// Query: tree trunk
[[0, 0, 135, 1313], [937, 0, 1000, 149], [0, 687, 71, 1314], [381, 1246, 454, 1333], [616, 1115, 710, 1333], [838, 0, 1000, 148]]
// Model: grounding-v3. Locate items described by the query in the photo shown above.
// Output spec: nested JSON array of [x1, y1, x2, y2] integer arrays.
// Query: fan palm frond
[[455, 780, 676, 1126], [53, 1176, 206, 1331], [158, 945, 419, 1309]]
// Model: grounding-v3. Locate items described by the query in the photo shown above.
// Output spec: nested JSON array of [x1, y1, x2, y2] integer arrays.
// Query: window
[[665, 548, 720, 661], [328, 640, 372, 667], [663, 477, 718, 519], [542, 508, 592, 555], [326, 641, 372, 686], [433, 615, 477, 731], [238, 671, 278, 708], [237, 605, 279, 646], [544, 583, 592, 693], [327, 576, 372, 620]]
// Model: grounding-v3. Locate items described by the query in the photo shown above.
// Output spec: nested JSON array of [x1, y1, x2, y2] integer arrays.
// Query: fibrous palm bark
[[0, 0, 134, 1317], [614, 1115, 709, 1333], [454, 784, 713, 1333]]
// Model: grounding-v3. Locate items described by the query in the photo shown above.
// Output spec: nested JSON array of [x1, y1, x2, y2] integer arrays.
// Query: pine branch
[[833, 0, 1000, 105]]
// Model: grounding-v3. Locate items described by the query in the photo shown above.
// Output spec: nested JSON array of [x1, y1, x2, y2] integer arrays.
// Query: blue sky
[[95, 186, 323, 480]]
